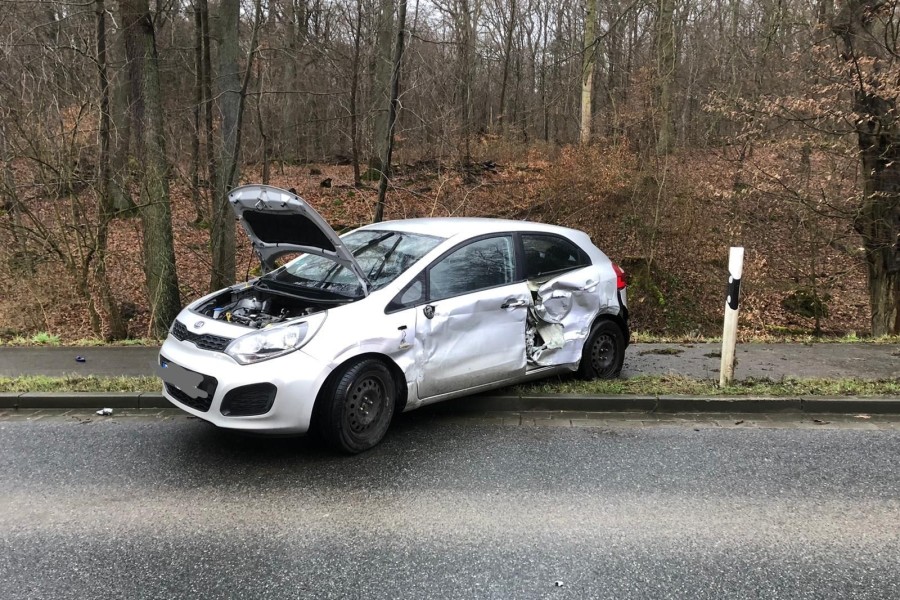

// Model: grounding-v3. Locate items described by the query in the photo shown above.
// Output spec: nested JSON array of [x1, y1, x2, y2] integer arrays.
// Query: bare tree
[[495, 0, 517, 133], [655, 0, 676, 155], [211, 0, 263, 291], [189, 0, 204, 222], [209, 0, 242, 290], [349, 0, 364, 186], [121, 0, 181, 336], [833, 0, 900, 335], [580, 0, 598, 145], [94, 0, 126, 339], [370, 0, 396, 175], [374, 0, 408, 223]]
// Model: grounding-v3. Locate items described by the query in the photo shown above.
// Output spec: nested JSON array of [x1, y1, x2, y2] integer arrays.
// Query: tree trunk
[[256, 60, 270, 185], [121, 0, 181, 337], [284, 0, 305, 162], [370, 0, 395, 174], [0, 123, 31, 275], [199, 0, 217, 224], [834, 0, 900, 335], [457, 0, 477, 164], [95, 0, 127, 339], [579, 0, 597, 145], [349, 0, 363, 186], [210, 0, 240, 291], [540, 7, 549, 143], [189, 1, 204, 223], [857, 152, 900, 335], [497, 0, 516, 133], [654, 0, 676, 155], [109, 18, 134, 212], [374, 0, 408, 223]]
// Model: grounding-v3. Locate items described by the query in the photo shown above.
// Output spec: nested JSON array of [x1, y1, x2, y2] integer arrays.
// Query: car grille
[[160, 355, 218, 412], [165, 373, 218, 413], [171, 320, 232, 352], [220, 383, 277, 417]]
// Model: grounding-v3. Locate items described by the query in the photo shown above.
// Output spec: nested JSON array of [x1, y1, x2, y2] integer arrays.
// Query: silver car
[[159, 184, 629, 452]]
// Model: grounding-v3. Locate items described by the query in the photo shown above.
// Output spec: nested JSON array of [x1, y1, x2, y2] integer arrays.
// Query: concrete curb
[[2, 392, 898, 414], [0, 392, 170, 410], [439, 394, 900, 414]]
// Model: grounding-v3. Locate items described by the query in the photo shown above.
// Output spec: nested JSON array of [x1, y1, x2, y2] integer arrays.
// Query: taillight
[[612, 263, 627, 290]]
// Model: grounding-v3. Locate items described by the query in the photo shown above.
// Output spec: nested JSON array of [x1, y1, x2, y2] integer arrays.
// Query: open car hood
[[229, 184, 369, 295]]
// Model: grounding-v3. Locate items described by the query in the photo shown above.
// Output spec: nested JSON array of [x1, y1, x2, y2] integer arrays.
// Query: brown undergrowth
[[0, 143, 871, 342]]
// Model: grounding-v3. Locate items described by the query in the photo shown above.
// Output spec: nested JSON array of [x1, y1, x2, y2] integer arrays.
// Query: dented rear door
[[526, 266, 606, 367]]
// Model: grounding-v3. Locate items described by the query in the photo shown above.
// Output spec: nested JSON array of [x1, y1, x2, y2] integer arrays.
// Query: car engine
[[195, 286, 326, 329]]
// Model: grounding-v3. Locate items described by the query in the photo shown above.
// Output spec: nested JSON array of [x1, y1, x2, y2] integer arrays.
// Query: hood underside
[[229, 184, 369, 295]]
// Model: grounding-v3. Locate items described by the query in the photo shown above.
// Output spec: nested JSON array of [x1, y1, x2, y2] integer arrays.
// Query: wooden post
[[720, 247, 744, 387]]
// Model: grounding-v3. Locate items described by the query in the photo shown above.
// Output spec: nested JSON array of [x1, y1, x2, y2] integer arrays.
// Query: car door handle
[[501, 298, 527, 309]]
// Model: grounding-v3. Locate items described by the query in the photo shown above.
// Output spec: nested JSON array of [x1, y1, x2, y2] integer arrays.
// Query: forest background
[[0, 0, 898, 343]]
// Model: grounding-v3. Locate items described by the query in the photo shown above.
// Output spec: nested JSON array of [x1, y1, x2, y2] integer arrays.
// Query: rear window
[[522, 234, 590, 278]]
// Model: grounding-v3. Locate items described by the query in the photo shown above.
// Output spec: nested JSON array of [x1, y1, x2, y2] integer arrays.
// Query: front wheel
[[578, 320, 626, 380], [321, 359, 396, 454]]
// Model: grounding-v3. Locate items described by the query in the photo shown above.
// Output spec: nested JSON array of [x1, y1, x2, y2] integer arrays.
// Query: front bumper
[[158, 334, 332, 434]]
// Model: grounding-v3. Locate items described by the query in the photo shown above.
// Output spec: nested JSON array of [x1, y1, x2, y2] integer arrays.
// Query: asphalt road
[[1, 410, 898, 599]]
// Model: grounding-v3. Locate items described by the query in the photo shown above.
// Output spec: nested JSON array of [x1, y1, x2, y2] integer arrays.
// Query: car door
[[415, 235, 529, 400]]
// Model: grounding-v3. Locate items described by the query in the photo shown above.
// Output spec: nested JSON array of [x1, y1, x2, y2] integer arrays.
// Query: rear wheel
[[321, 358, 396, 454], [578, 320, 625, 379]]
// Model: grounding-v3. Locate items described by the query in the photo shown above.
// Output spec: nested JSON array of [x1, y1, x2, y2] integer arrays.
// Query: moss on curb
[[515, 375, 900, 397]]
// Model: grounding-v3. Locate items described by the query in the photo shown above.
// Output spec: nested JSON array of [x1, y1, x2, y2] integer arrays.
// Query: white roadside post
[[720, 247, 744, 387]]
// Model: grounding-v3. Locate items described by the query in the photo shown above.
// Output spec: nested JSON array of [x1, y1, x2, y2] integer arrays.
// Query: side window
[[385, 274, 425, 312], [522, 234, 590, 278], [399, 279, 424, 305], [428, 236, 515, 301]]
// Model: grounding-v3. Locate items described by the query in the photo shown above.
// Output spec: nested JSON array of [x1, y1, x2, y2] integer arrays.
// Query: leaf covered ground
[[0, 144, 872, 343]]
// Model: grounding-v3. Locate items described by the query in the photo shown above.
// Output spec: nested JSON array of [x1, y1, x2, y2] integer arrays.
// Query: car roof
[[356, 217, 584, 241]]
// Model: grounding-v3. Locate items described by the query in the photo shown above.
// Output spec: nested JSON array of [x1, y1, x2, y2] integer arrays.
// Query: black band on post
[[727, 277, 741, 311]]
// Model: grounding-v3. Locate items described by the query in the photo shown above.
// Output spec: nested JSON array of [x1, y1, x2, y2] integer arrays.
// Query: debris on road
[[554, 581, 565, 587], [75, 356, 86, 363], [96, 408, 113, 416]]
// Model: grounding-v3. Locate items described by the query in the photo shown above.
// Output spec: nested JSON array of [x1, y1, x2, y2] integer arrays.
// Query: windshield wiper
[[352, 232, 394, 256], [369, 235, 403, 283]]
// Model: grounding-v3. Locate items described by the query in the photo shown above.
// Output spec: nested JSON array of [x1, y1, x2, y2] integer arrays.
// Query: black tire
[[578, 320, 626, 380], [321, 358, 396, 454]]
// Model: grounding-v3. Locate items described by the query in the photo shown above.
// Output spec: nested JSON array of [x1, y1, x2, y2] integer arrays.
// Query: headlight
[[225, 321, 312, 365]]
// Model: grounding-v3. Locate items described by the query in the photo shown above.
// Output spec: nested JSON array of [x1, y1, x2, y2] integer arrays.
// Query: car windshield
[[262, 229, 444, 297]]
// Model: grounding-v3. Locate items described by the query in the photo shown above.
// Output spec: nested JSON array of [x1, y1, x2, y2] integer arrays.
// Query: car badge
[[193, 321, 205, 329]]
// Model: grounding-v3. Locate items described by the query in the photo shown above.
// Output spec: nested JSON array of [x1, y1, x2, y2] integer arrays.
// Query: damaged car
[[158, 184, 629, 453]]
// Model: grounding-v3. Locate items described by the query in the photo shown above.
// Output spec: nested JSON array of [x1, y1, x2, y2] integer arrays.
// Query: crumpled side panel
[[529, 266, 607, 366]]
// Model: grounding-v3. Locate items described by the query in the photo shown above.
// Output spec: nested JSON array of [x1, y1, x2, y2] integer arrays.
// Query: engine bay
[[194, 285, 328, 329]]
